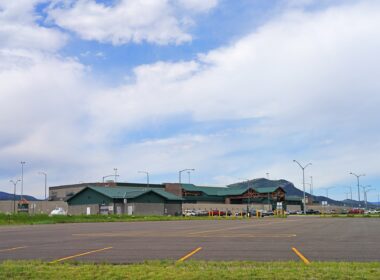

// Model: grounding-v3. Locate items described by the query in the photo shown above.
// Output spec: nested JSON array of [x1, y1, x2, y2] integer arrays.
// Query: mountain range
[[0, 191, 38, 201]]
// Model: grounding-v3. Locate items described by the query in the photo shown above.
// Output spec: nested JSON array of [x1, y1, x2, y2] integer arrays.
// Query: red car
[[208, 210, 226, 216], [348, 208, 364, 214]]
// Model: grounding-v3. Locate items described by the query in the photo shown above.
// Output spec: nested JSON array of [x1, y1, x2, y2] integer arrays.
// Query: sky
[[0, 0, 379, 201]]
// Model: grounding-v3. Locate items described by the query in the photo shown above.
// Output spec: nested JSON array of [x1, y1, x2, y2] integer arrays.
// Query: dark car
[[306, 209, 320, 215]]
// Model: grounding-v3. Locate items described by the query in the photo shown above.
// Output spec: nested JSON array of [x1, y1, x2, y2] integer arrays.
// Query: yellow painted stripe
[[0, 246, 28, 252], [292, 247, 311, 265], [49, 247, 113, 264], [177, 247, 202, 262]]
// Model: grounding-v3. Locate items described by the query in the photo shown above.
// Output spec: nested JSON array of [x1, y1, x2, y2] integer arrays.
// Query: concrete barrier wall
[[0, 201, 67, 214], [68, 204, 99, 215], [133, 203, 165, 215], [165, 203, 182, 216]]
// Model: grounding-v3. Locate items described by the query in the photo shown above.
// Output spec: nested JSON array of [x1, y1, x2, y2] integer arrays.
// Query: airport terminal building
[[49, 178, 300, 215]]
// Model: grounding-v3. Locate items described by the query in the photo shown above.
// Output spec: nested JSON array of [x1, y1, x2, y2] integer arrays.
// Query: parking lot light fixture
[[350, 172, 365, 202], [38, 172, 47, 200], [20, 161, 26, 200], [179, 169, 195, 184], [293, 160, 312, 214], [138, 171, 149, 188], [10, 179, 21, 213]]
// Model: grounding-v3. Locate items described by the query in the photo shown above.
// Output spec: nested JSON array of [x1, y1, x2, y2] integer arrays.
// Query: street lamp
[[187, 171, 191, 183], [20, 161, 26, 200], [310, 176, 314, 195], [266, 173, 270, 179], [138, 171, 149, 188], [9, 179, 20, 213], [113, 168, 118, 183], [363, 188, 375, 210], [323, 186, 334, 199], [38, 172, 47, 200], [179, 169, 195, 184], [360, 185, 373, 210], [102, 174, 119, 183], [345, 186, 353, 201], [350, 172, 365, 202], [293, 160, 312, 214]]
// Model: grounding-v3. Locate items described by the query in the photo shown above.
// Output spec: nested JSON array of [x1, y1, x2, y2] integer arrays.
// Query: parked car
[[183, 210, 196, 216], [49, 207, 67, 216], [348, 208, 365, 214], [194, 210, 209, 216], [209, 210, 226, 216], [262, 210, 274, 217], [306, 209, 320, 215]]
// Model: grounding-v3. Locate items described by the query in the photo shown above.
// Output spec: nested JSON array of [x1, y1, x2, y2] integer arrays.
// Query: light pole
[[38, 172, 47, 200], [138, 171, 149, 188], [350, 172, 365, 202], [113, 168, 118, 183], [102, 174, 119, 183], [323, 187, 334, 199], [293, 160, 312, 214], [187, 171, 191, 183], [310, 176, 314, 195], [363, 188, 375, 210], [266, 173, 270, 179], [179, 169, 195, 184], [10, 179, 20, 213], [360, 185, 373, 210], [345, 186, 353, 201], [20, 161, 25, 200]]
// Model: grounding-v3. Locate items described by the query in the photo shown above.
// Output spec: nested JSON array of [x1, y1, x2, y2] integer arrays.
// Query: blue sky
[[0, 0, 379, 202]]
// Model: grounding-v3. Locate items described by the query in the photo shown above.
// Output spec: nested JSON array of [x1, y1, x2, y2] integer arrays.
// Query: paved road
[[0, 217, 379, 263]]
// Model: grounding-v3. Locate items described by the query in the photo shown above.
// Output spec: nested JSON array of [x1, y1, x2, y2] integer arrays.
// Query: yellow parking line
[[49, 247, 113, 264], [177, 247, 202, 262], [292, 247, 310, 265], [0, 246, 28, 252]]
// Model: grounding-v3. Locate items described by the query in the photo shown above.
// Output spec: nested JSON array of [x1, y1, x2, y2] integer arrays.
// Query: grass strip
[[0, 260, 379, 280], [0, 213, 250, 226]]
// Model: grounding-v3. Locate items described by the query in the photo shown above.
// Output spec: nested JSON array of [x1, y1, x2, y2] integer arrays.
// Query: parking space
[[0, 217, 379, 263]]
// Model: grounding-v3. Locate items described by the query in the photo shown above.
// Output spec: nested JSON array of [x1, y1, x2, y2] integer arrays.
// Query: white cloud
[[176, 0, 218, 12], [1, 1, 380, 199], [0, 0, 67, 51], [47, 0, 218, 45]]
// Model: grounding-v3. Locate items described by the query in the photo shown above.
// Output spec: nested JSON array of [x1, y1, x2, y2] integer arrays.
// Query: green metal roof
[[68, 186, 182, 201], [180, 182, 285, 199], [180, 184, 227, 196]]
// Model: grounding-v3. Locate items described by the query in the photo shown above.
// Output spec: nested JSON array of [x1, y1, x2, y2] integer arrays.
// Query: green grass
[[0, 213, 248, 226], [0, 260, 379, 279]]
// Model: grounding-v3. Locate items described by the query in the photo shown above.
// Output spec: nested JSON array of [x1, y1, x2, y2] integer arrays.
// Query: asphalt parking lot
[[0, 216, 379, 263]]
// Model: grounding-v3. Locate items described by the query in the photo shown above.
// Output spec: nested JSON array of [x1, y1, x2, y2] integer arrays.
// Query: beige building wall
[[68, 204, 99, 215], [0, 201, 67, 214]]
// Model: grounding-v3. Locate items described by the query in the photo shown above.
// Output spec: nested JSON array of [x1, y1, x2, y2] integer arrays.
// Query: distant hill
[[0, 191, 39, 201], [228, 178, 369, 207]]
